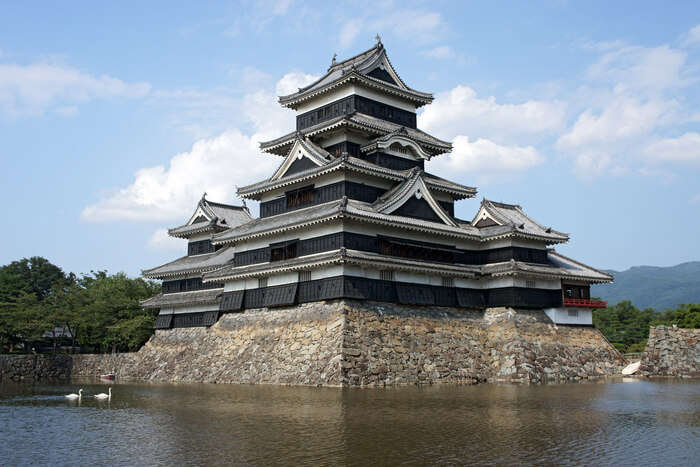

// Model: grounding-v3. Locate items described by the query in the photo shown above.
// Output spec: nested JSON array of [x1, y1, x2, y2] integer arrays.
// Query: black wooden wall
[[296, 95, 416, 131]]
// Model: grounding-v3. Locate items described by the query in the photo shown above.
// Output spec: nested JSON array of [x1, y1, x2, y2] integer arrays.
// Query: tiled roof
[[259, 113, 451, 156], [474, 199, 569, 243], [213, 196, 566, 246], [237, 155, 476, 200], [204, 248, 481, 282], [140, 288, 223, 308], [168, 196, 252, 239], [278, 42, 433, 109], [142, 247, 236, 279]]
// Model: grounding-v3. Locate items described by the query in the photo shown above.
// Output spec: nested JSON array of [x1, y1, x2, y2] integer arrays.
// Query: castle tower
[[144, 39, 612, 329]]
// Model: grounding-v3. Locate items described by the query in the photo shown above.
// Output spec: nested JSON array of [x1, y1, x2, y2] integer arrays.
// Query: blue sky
[[1, 1, 700, 276]]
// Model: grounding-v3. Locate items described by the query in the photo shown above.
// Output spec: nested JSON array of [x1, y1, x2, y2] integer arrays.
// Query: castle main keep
[[136, 39, 621, 386]]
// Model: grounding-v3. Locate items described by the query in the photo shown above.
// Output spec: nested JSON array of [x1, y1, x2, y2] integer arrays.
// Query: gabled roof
[[472, 199, 569, 243], [270, 134, 332, 181], [360, 127, 433, 160], [141, 246, 237, 279], [372, 168, 458, 227], [259, 112, 452, 156], [168, 195, 252, 239], [278, 40, 433, 109], [237, 154, 476, 200]]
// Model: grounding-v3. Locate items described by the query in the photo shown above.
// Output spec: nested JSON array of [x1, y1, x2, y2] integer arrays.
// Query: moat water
[[0, 379, 698, 466]]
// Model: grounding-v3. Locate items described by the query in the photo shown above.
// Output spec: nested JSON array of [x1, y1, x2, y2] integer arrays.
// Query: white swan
[[65, 388, 83, 400], [94, 387, 112, 400]]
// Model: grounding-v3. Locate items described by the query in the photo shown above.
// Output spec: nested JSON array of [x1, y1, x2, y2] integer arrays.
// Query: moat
[[1, 379, 698, 466]]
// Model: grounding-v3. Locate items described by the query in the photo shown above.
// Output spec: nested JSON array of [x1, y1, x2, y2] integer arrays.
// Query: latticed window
[[525, 279, 536, 288], [442, 277, 454, 287], [258, 277, 268, 288], [286, 186, 314, 208], [298, 270, 312, 282], [270, 240, 298, 262], [568, 310, 579, 318], [378, 238, 454, 263], [380, 270, 395, 281]]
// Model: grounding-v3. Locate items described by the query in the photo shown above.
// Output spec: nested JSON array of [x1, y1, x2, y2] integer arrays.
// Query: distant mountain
[[591, 261, 700, 311]]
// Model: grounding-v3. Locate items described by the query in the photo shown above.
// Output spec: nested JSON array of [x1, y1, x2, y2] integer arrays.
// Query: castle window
[[286, 186, 314, 208], [568, 310, 579, 318], [525, 279, 536, 288], [270, 240, 298, 262], [442, 277, 454, 287], [258, 277, 268, 288], [380, 270, 395, 281], [298, 270, 312, 282]]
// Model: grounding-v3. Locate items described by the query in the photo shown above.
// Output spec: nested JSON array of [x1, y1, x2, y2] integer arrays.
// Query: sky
[[1, 0, 700, 277]]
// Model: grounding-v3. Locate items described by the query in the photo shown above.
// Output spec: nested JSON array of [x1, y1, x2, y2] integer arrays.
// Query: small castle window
[[442, 277, 454, 287], [526, 280, 536, 288], [286, 186, 314, 208], [298, 270, 312, 282], [270, 240, 298, 262], [380, 270, 395, 281], [568, 310, 579, 318], [258, 277, 268, 288]]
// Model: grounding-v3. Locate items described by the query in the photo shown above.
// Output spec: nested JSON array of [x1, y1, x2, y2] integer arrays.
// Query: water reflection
[[0, 379, 698, 466]]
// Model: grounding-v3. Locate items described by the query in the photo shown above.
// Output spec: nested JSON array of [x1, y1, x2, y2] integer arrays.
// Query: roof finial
[[331, 53, 337, 65], [201, 191, 207, 201], [375, 33, 382, 44]]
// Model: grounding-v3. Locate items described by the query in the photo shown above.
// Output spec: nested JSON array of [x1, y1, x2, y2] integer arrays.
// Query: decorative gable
[[270, 136, 331, 181], [373, 169, 457, 226]]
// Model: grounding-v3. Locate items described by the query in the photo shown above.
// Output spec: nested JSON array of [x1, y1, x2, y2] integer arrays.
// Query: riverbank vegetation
[[0, 257, 159, 354], [593, 301, 699, 352], [0, 257, 697, 355]]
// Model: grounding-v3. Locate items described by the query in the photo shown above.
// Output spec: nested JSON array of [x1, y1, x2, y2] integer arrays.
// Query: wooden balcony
[[563, 298, 607, 308]]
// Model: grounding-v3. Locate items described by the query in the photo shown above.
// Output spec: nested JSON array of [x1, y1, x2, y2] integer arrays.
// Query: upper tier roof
[[212, 196, 569, 246], [259, 112, 452, 156], [168, 195, 252, 239], [238, 146, 476, 200], [278, 40, 433, 109]]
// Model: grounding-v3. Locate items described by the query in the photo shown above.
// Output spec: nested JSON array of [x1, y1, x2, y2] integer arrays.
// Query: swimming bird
[[94, 387, 112, 400], [65, 388, 83, 400]]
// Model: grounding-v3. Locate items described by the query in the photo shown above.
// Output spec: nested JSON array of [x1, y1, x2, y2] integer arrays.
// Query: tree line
[[0, 257, 160, 353], [0, 257, 697, 355], [593, 301, 699, 353]]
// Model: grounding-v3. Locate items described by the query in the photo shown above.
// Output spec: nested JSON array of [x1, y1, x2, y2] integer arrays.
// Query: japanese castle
[[142, 38, 612, 330]]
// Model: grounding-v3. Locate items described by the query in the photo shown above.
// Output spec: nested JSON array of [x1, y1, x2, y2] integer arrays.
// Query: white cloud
[[81, 72, 314, 223], [148, 228, 185, 251], [336, 8, 445, 48], [419, 85, 566, 143], [275, 71, 317, 96], [421, 46, 454, 60], [645, 132, 700, 163], [681, 24, 700, 47], [429, 136, 543, 177], [587, 45, 688, 92], [0, 62, 150, 117], [557, 97, 676, 150]]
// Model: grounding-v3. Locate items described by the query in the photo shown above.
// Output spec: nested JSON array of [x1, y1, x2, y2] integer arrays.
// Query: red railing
[[563, 298, 607, 308]]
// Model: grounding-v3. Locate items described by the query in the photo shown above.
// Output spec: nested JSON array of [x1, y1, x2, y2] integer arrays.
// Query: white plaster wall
[[544, 308, 593, 325], [236, 220, 343, 250], [159, 303, 220, 315], [188, 232, 212, 242]]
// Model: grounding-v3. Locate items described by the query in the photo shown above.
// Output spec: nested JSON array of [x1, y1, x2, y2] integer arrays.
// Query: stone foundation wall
[[3, 301, 629, 386], [67, 300, 625, 386], [640, 326, 699, 377], [340, 301, 624, 385], [0, 354, 72, 382], [72, 301, 345, 385]]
